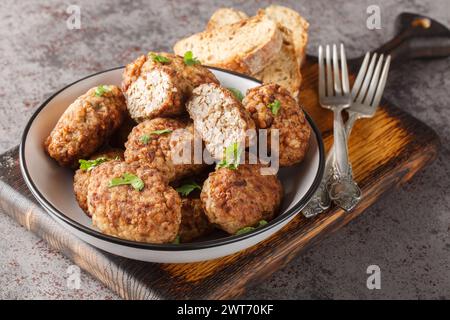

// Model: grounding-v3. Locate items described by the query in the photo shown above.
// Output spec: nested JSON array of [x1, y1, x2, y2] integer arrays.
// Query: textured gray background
[[0, 0, 449, 299]]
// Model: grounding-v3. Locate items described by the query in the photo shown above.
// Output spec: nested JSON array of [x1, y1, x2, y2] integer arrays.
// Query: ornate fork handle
[[302, 113, 361, 217], [326, 112, 361, 211]]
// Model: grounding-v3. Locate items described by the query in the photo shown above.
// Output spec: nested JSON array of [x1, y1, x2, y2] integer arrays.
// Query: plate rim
[[19, 66, 325, 251]]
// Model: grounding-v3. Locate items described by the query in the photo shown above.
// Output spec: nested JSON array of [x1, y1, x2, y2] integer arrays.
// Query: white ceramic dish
[[20, 66, 325, 263]]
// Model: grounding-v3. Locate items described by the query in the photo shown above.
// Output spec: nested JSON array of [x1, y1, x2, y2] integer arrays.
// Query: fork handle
[[332, 109, 350, 175]]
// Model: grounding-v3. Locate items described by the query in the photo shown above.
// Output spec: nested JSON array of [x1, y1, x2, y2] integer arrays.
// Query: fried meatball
[[201, 164, 283, 234], [186, 83, 256, 160], [122, 52, 219, 122], [124, 118, 206, 182], [179, 198, 214, 242], [73, 149, 124, 216], [44, 85, 127, 167], [243, 83, 311, 167], [87, 161, 181, 243]]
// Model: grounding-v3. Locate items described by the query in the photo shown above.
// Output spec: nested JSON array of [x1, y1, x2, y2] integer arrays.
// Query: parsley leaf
[[140, 135, 150, 145], [267, 99, 281, 115], [108, 173, 145, 191], [176, 181, 201, 197], [79, 157, 108, 171], [228, 87, 244, 102], [150, 53, 171, 64], [216, 142, 242, 170], [140, 130, 172, 144], [183, 51, 200, 66], [95, 85, 111, 97], [235, 220, 268, 235], [150, 129, 173, 135], [172, 235, 180, 244]]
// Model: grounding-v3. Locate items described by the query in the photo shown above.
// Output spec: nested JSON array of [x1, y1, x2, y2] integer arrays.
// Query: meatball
[[201, 164, 283, 234], [186, 83, 256, 160], [242, 83, 311, 167], [179, 198, 214, 242], [124, 118, 206, 182], [122, 52, 219, 122], [73, 148, 124, 216], [87, 161, 181, 243], [44, 85, 127, 167]]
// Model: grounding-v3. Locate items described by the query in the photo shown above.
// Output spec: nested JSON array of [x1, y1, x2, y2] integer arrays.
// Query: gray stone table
[[0, 0, 449, 299]]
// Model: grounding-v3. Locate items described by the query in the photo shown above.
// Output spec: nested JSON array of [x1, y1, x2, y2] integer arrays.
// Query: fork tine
[[325, 45, 333, 96], [332, 44, 342, 95], [363, 54, 384, 105], [318, 45, 325, 99], [351, 52, 370, 99], [340, 44, 350, 95], [371, 55, 391, 108], [355, 53, 378, 103]]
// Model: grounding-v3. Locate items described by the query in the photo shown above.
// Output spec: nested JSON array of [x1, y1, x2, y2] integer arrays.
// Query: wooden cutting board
[[0, 55, 439, 299]]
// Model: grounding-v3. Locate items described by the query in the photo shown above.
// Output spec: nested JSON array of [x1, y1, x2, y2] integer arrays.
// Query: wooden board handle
[[343, 12, 450, 71], [375, 12, 450, 63]]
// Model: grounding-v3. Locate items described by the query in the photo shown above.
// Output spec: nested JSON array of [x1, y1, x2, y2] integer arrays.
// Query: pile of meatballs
[[44, 52, 311, 244]]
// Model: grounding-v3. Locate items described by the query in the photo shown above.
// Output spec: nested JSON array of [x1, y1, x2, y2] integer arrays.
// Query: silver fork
[[319, 44, 357, 210], [302, 51, 391, 217]]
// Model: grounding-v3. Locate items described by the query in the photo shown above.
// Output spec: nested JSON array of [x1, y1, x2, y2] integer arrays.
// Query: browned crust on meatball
[[243, 83, 311, 166], [73, 149, 124, 216], [122, 52, 219, 122], [124, 118, 206, 182], [179, 198, 214, 242], [44, 85, 127, 167], [201, 164, 283, 234], [186, 83, 256, 160], [87, 161, 181, 243]]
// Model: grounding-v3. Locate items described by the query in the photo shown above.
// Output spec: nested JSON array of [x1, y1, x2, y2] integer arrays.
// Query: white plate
[[20, 67, 325, 263]]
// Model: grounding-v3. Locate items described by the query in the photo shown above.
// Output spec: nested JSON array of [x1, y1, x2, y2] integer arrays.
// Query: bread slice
[[173, 14, 282, 75], [260, 5, 309, 68], [206, 8, 248, 30], [205, 9, 302, 97], [254, 27, 302, 98]]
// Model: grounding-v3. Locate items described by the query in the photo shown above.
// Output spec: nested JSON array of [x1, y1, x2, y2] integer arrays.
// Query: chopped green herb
[[172, 235, 180, 244], [183, 51, 200, 66], [150, 53, 171, 64], [216, 142, 242, 170], [108, 173, 145, 191], [228, 87, 244, 102], [140, 134, 150, 145], [79, 157, 108, 171], [258, 220, 268, 227], [176, 181, 201, 197], [95, 85, 111, 97], [267, 99, 281, 115], [140, 129, 172, 144], [235, 220, 268, 235], [150, 129, 173, 135]]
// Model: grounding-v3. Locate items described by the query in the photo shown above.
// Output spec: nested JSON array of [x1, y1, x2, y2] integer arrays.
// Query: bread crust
[[174, 15, 282, 75]]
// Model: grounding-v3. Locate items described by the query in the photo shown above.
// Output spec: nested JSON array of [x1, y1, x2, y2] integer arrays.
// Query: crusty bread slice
[[206, 8, 248, 30], [173, 14, 282, 75], [205, 9, 302, 97], [254, 28, 302, 98], [260, 5, 309, 68]]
